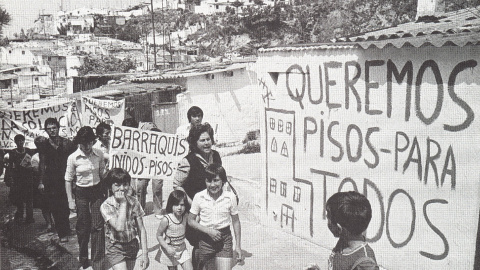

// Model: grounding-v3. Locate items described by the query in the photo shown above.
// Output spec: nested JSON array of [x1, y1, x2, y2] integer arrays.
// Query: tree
[[76, 55, 136, 75], [0, 6, 11, 35]]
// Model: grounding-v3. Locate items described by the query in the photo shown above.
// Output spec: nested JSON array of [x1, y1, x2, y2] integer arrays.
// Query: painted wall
[[255, 45, 480, 269], [176, 66, 261, 143]]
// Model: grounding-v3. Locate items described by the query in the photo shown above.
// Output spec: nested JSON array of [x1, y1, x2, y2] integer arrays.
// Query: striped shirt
[[163, 213, 187, 253], [101, 195, 145, 243]]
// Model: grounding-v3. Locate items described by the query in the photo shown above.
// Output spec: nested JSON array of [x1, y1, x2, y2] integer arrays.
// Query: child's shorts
[[106, 238, 139, 267], [196, 227, 233, 259]]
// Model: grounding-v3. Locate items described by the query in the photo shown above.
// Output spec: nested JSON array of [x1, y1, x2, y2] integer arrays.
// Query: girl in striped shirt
[[156, 190, 193, 270]]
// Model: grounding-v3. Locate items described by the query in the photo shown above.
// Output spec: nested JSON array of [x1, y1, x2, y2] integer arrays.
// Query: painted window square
[[280, 181, 287, 197], [270, 178, 277, 193], [286, 122, 292, 135], [270, 118, 275, 130], [293, 186, 301, 202]]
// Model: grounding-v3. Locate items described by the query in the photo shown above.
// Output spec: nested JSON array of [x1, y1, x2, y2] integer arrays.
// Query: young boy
[[100, 168, 149, 270], [5, 135, 36, 224], [326, 191, 379, 270]]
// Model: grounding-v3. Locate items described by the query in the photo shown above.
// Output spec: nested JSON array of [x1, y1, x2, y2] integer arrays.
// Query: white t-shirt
[[190, 189, 239, 230]]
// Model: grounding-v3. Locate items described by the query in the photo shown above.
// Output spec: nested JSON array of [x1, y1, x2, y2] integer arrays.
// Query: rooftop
[[335, 6, 480, 49], [131, 62, 249, 82]]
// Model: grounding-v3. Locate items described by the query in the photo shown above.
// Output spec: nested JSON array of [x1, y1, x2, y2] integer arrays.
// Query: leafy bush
[[236, 140, 260, 154], [242, 129, 260, 143]]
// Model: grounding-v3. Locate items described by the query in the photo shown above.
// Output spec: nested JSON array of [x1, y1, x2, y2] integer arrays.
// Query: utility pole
[[150, 0, 157, 70], [162, 3, 165, 70]]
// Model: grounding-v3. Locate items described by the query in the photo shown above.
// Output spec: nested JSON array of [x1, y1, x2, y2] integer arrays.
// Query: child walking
[[156, 190, 193, 270], [326, 191, 379, 270], [100, 168, 149, 270]]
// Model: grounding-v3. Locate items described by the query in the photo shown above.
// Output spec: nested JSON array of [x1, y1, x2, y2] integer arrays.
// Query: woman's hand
[[140, 253, 149, 270], [207, 228, 222, 242]]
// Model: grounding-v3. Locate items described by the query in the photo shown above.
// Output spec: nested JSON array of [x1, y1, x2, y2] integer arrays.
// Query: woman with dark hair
[[173, 122, 220, 205], [65, 126, 107, 270], [173, 123, 221, 255]]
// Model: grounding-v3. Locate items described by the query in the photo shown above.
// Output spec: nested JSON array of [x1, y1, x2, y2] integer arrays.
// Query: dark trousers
[[75, 184, 106, 270], [11, 179, 34, 220], [46, 186, 71, 238]]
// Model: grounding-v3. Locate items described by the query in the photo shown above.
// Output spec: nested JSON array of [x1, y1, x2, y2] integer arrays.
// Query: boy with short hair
[[100, 168, 149, 270], [326, 191, 379, 270]]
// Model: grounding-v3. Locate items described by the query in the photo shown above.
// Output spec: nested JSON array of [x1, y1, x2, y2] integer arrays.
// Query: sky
[[1, 0, 144, 37]]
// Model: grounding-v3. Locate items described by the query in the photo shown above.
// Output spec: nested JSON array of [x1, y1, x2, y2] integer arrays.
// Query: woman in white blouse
[[65, 126, 107, 270]]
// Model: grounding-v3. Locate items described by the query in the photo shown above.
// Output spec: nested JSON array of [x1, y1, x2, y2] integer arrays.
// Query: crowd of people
[[2, 105, 379, 270]]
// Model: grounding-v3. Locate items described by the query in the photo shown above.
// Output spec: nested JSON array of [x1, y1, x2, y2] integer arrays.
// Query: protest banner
[[80, 97, 125, 127], [109, 125, 189, 179], [0, 100, 80, 149]]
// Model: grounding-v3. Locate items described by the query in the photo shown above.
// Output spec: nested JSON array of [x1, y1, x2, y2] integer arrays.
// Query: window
[[8, 50, 11, 54], [13, 79, 18, 84], [48, 57, 51, 61], [280, 182, 287, 197], [293, 186, 301, 202], [30, 67, 35, 71], [22, 51, 25, 55], [216, 5, 219, 9], [269, 118, 275, 130], [34, 77, 39, 82], [270, 178, 277, 193], [281, 204, 294, 231]]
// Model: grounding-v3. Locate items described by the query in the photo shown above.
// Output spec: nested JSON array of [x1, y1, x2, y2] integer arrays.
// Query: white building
[[132, 62, 260, 141]]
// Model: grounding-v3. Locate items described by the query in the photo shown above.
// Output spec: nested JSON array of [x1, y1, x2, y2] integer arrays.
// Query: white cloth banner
[[80, 97, 125, 127], [0, 101, 80, 149], [109, 125, 189, 179]]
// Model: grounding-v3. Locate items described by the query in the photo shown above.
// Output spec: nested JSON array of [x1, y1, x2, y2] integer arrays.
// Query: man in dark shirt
[[36, 118, 76, 243]]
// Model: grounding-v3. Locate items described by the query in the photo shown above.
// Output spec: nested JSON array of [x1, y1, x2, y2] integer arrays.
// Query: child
[[326, 191, 379, 270], [156, 190, 193, 270], [100, 168, 149, 270], [4, 134, 36, 224]]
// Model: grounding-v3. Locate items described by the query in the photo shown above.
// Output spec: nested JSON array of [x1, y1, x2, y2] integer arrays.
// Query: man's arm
[[65, 155, 76, 211], [173, 157, 192, 203], [38, 152, 46, 191]]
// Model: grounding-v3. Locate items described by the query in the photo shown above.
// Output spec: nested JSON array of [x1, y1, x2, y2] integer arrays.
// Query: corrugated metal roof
[[131, 63, 248, 82], [258, 44, 357, 53], [334, 6, 480, 49], [65, 82, 185, 99]]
